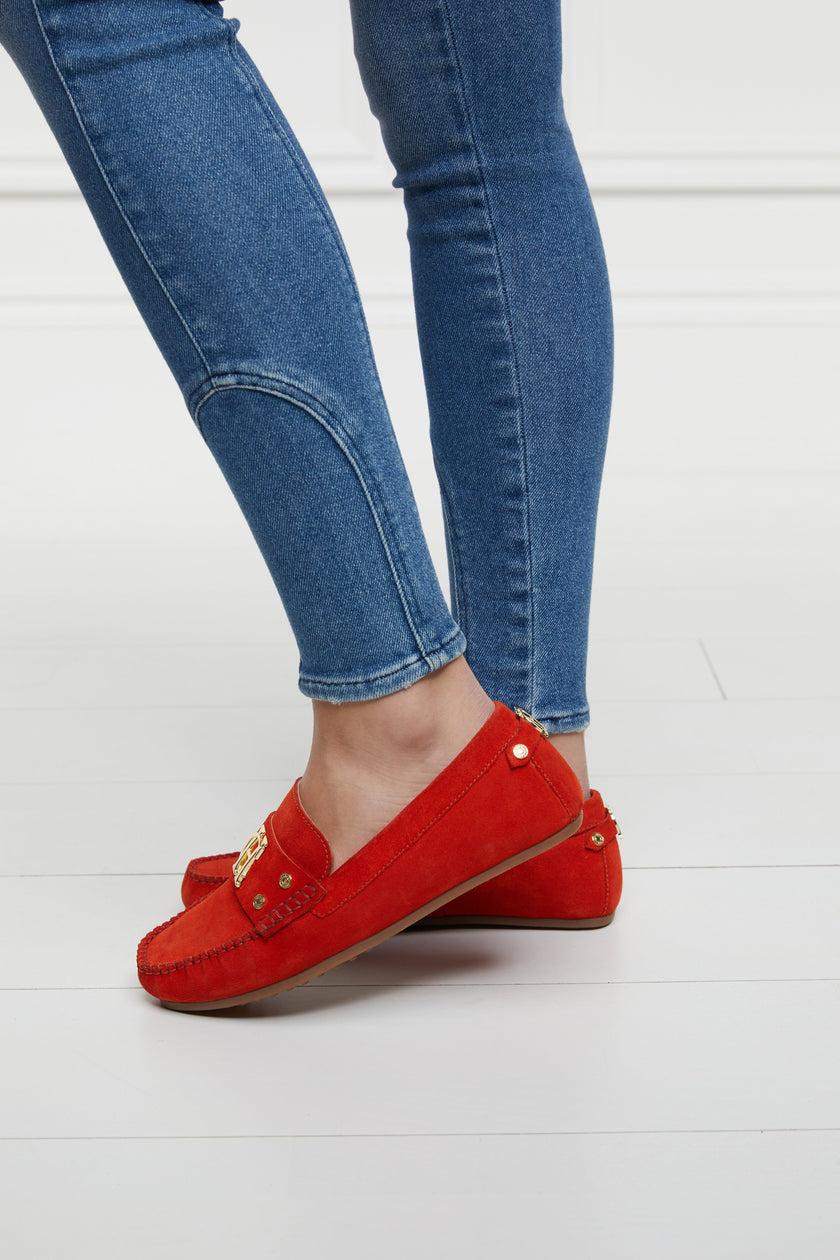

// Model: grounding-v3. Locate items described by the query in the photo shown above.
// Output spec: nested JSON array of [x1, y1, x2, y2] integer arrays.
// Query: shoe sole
[[407, 912, 615, 930], [160, 812, 583, 1013]]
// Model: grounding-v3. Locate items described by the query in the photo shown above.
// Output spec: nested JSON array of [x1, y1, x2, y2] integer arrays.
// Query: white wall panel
[[0, 0, 394, 193], [0, 0, 837, 480], [2, 187, 838, 316], [3, 1, 839, 192], [562, 0, 840, 188]]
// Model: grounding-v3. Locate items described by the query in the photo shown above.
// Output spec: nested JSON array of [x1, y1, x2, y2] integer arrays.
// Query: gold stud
[[278, 873, 293, 890], [591, 832, 605, 847], [512, 743, 529, 759], [252, 893, 266, 910]]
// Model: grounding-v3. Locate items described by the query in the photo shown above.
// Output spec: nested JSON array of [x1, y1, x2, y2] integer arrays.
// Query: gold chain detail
[[232, 824, 268, 888], [513, 707, 550, 738]]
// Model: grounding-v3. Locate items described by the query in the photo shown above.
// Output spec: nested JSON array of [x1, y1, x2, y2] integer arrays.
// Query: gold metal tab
[[232, 824, 267, 888], [513, 707, 550, 738], [591, 832, 605, 847], [606, 806, 622, 837]]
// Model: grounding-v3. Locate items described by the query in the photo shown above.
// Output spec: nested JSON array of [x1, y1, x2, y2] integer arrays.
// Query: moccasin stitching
[[254, 882, 322, 937], [187, 871, 227, 887], [185, 854, 236, 885], [137, 901, 257, 976], [139, 929, 258, 975], [140, 877, 325, 976]]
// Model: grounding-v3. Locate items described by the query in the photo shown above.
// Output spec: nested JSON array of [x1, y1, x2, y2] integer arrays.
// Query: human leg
[[0, 0, 464, 703], [349, 0, 614, 791], [0, 0, 508, 863], [1, 4, 589, 1008], [177, 1, 622, 930]]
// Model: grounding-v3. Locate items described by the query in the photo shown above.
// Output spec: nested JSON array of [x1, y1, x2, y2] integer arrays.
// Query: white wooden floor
[[1, 315, 838, 1258]]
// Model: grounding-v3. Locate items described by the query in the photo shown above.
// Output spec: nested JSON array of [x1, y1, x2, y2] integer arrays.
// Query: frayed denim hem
[[298, 629, 467, 703], [538, 710, 591, 735]]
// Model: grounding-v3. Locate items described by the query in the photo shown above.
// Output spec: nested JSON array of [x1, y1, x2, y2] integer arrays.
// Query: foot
[[548, 730, 590, 798], [180, 787, 623, 927], [298, 656, 495, 870], [140, 701, 584, 1009]]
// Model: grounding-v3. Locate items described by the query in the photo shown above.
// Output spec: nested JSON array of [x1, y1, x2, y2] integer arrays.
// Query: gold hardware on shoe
[[591, 832, 605, 847], [514, 707, 549, 738], [606, 806, 622, 837], [512, 743, 529, 760], [252, 893, 266, 910], [232, 824, 267, 888], [278, 873, 293, 890]]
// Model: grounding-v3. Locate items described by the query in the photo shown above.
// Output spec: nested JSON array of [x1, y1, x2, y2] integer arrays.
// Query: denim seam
[[437, 0, 535, 711], [435, 461, 467, 642], [222, 24, 381, 388], [29, 0, 212, 380], [219, 30, 437, 647], [191, 374, 445, 667], [299, 626, 465, 691]]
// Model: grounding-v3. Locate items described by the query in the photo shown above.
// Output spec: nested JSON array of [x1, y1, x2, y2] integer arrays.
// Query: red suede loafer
[[180, 788, 622, 929], [180, 852, 238, 909], [412, 788, 622, 929], [137, 702, 583, 1011]]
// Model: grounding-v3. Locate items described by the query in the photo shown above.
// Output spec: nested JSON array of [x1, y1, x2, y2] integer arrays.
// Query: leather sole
[[160, 812, 582, 1013]]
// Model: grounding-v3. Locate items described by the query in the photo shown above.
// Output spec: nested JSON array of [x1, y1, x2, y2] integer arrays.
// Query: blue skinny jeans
[[0, 0, 613, 732]]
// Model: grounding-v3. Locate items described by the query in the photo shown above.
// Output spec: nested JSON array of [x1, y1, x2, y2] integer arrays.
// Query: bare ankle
[[547, 730, 590, 798], [299, 656, 494, 869], [309, 655, 493, 765]]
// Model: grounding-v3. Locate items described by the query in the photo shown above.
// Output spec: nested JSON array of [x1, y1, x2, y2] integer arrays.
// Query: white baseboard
[[4, 151, 840, 196], [1, 291, 838, 329]]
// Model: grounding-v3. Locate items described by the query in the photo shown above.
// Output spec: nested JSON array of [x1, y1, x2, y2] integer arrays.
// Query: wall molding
[[2, 289, 839, 330], [3, 149, 840, 197], [578, 153, 840, 194]]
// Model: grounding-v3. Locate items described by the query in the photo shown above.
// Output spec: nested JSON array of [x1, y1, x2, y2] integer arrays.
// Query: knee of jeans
[[349, 0, 466, 177], [349, 3, 579, 194], [188, 373, 371, 490], [0, 0, 226, 58]]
